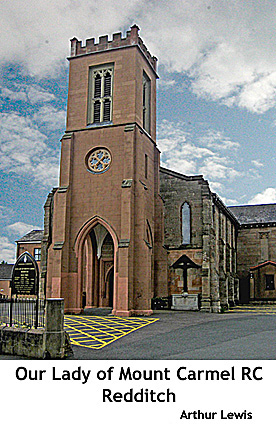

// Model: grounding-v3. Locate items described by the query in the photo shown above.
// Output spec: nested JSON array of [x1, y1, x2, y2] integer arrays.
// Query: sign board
[[11, 252, 39, 296]]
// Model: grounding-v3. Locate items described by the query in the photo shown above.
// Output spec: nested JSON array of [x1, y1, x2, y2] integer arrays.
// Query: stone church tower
[[42, 25, 167, 315]]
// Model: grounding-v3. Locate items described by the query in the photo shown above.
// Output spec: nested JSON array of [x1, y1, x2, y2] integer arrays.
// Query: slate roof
[[0, 263, 13, 280], [16, 230, 44, 243], [228, 204, 276, 225]]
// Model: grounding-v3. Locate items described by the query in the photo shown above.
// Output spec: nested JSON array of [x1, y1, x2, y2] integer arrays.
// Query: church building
[[41, 25, 167, 316], [13, 26, 276, 315]]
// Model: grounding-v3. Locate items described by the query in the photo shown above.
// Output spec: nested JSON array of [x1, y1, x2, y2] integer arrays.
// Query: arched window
[[181, 202, 191, 245], [145, 219, 153, 249], [143, 72, 151, 134]]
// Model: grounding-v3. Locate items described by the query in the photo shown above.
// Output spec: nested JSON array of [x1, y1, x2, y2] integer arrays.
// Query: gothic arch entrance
[[106, 265, 114, 308], [75, 218, 118, 311]]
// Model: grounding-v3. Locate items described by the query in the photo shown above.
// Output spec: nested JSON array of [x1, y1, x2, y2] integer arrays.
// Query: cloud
[[33, 105, 66, 130], [158, 78, 177, 88], [208, 181, 224, 193], [142, 1, 276, 113], [236, 72, 276, 113], [199, 156, 241, 181], [0, 221, 42, 263], [0, 87, 27, 102], [158, 120, 200, 175], [0, 112, 59, 187], [2, 1, 276, 112], [248, 187, 276, 204], [0, 84, 56, 104], [199, 130, 240, 150], [158, 119, 242, 181], [0, 0, 145, 77], [6, 222, 42, 237], [251, 160, 264, 168], [0, 236, 16, 263], [220, 196, 239, 206], [27, 85, 56, 104]]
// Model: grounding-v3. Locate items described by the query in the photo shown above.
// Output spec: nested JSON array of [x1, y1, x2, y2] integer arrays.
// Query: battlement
[[70, 24, 157, 71]]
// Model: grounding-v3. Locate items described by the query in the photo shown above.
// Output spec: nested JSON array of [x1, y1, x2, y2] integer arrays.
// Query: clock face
[[87, 148, 112, 174]]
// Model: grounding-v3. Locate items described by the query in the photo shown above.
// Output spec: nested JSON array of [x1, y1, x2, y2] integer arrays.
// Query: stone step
[[81, 307, 112, 316], [249, 300, 276, 306]]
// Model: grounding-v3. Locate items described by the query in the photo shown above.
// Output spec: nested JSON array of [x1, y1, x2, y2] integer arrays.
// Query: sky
[[0, 0, 276, 262]]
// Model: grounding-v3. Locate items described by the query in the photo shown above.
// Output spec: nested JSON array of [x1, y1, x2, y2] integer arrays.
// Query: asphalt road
[[70, 309, 276, 360], [1, 308, 276, 360]]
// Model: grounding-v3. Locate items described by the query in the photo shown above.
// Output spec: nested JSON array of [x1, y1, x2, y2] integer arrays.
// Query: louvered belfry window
[[88, 65, 113, 124]]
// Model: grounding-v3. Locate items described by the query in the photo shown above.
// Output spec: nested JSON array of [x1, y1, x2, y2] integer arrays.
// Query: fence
[[0, 296, 45, 328], [0, 298, 73, 359]]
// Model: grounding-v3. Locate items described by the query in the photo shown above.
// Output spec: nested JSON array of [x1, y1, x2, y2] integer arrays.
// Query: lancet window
[[88, 64, 114, 124], [143, 72, 151, 134], [181, 202, 191, 245]]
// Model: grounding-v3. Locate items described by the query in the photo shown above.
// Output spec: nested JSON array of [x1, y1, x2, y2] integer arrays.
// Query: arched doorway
[[105, 266, 114, 307], [75, 218, 117, 311]]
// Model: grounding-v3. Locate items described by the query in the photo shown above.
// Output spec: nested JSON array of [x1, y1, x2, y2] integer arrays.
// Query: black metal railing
[[0, 296, 45, 328], [151, 296, 172, 310], [0, 296, 10, 325]]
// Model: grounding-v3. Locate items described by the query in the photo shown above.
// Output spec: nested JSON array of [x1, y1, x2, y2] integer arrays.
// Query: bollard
[[44, 298, 66, 359], [45, 298, 64, 332]]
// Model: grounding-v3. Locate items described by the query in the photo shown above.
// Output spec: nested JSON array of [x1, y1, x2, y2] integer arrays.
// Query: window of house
[[143, 72, 151, 134], [87, 64, 114, 125], [265, 274, 275, 290], [181, 202, 191, 245], [34, 248, 41, 261]]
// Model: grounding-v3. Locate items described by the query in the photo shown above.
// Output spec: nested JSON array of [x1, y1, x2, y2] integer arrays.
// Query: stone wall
[[250, 262, 276, 300], [0, 299, 72, 359], [160, 168, 205, 249], [160, 167, 205, 302], [235, 226, 276, 301], [236, 226, 276, 278], [160, 167, 239, 312]]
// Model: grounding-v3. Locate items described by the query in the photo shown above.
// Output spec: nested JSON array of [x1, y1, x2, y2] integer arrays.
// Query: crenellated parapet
[[70, 24, 157, 71]]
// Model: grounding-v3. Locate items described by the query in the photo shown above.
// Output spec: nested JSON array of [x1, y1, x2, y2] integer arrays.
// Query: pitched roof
[[16, 230, 44, 243], [228, 204, 276, 225], [0, 263, 13, 280], [250, 261, 276, 271]]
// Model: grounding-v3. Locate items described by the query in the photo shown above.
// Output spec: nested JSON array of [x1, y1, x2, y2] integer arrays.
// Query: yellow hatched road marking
[[67, 317, 134, 331], [64, 323, 111, 344], [67, 315, 155, 327], [64, 315, 158, 350]]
